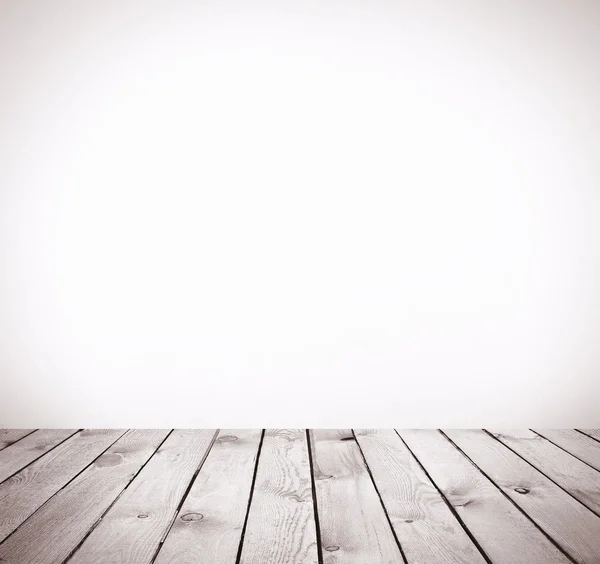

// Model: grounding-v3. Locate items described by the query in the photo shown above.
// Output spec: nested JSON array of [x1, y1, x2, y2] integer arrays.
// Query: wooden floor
[[0, 430, 599, 563]]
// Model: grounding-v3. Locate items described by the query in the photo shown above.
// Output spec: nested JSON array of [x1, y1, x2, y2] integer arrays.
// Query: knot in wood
[[514, 487, 530, 495], [218, 435, 238, 443], [325, 545, 340, 552], [181, 512, 204, 522], [95, 453, 122, 468]]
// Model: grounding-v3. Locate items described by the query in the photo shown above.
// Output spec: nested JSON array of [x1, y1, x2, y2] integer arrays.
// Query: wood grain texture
[[533, 429, 600, 471], [67, 429, 216, 564], [0, 430, 35, 451], [579, 430, 600, 442], [490, 429, 600, 515], [311, 429, 403, 564], [0, 429, 169, 564], [0, 428, 125, 542], [446, 429, 600, 563], [398, 430, 570, 564], [0, 428, 598, 564], [155, 429, 262, 564], [0, 429, 78, 484], [354, 429, 486, 564], [239, 429, 318, 564]]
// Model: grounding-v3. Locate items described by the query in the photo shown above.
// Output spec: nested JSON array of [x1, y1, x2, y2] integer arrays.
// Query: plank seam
[[0, 429, 129, 548], [394, 430, 494, 564], [442, 430, 577, 564], [306, 430, 324, 564], [483, 429, 600, 519], [575, 429, 600, 444], [351, 430, 408, 564], [234, 429, 266, 564], [60, 429, 175, 564], [149, 429, 220, 564], [531, 429, 600, 473], [0, 429, 38, 452], [0, 429, 81, 487]]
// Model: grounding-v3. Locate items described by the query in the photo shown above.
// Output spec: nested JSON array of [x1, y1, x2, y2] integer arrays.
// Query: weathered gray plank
[[67, 429, 216, 564], [446, 429, 600, 563], [311, 429, 403, 564], [155, 429, 262, 564], [0, 429, 169, 564], [0, 429, 35, 451], [0, 428, 125, 541], [490, 429, 600, 514], [398, 430, 570, 564], [239, 429, 318, 564], [532, 430, 600, 471], [0, 429, 78, 484], [354, 429, 486, 564]]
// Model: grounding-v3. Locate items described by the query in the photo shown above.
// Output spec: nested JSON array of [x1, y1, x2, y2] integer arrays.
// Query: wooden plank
[[0, 429, 78, 484], [0, 429, 169, 564], [0, 428, 125, 542], [239, 429, 318, 564], [67, 429, 216, 564], [533, 429, 600, 472], [490, 429, 600, 514], [579, 430, 600, 442], [354, 429, 486, 564], [0, 429, 35, 451], [397, 430, 570, 564], [310, 429, 403, 564], [155, 429, 262, 564], [446, 429, 600, 563]]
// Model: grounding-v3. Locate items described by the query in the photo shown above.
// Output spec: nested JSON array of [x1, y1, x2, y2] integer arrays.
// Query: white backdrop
[[1, 0, 599, 427]]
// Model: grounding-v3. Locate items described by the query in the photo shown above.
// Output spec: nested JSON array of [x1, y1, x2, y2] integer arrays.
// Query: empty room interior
[[1, 0, 599, 562]]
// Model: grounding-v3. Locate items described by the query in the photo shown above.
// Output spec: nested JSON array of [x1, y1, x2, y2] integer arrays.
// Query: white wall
[[1, 0, 599, 427]]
